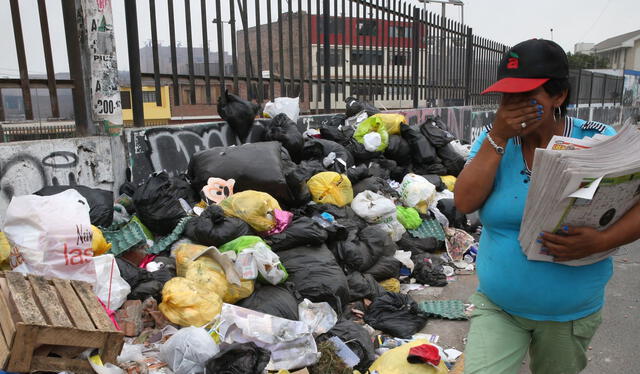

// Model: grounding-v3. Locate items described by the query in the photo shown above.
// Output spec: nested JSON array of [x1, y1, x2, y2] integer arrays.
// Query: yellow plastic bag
[[307, 172, 354, 207], [174, 243, 209, 277], [368, 339, 448, 374], [372, 113, 407, 135], [441, 175, 457, 192], [91, 226, 112, 256], [159, 277, 223, 327], [0, 232, 10, 270], [185, 257, 229, 296], [223, 279, 255, 304], [220, 190, 281, 232], [379, 278, 400, 293]]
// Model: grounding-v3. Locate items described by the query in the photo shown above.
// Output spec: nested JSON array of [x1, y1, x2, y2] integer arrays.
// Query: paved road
[[410, 240, 640, 373]]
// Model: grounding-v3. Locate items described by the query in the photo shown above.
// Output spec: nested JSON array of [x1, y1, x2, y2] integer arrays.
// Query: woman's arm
[[542, 201, 640, 261], [455, 100, 542, 214]]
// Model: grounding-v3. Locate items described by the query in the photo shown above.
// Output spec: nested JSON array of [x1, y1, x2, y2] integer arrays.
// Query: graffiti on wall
[[127, 122, 239, 184], [0, 139, 115, 220], [84, 0, 122, 124]]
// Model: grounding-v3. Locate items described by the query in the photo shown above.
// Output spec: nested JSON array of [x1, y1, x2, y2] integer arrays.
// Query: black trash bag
[[422, 174, 446, 192], [170, 174, 199, 206], [217, 89, 260, 142], [360, 225, 398, 260], [396, 232, 440, 256], [35, 185, 114, 227], [429, 115, 450, 132], [264, 113, 304, 161], [133, 172, 188, 235], [437, 143, 466, 177], [236, 283, 300, 320], [281, 159, 312, 208], [184, 205, 253, 247], [319, 320, 377, 372], [353, 177, 399, 198], [331, 225, 396, 272], [205, 342, 271, 374], [245, 120, 268, 143], [344, 139, 382, 164], [384, 135, 412, 166], [413, 161, 448, 176], [363, 292, 428, 339], [347, 271, 386, 301], [345, 97, 380, 117], [437, 198, 469, 230], [266, 217, 328, 252], [119, 182, 137, 198], [366, 162, 391, 180], [187, 141, 294, 205], [131, 257, 176, 301], [346, 164, 371, 184], [116, 258, 150, 289], [401, 124, 438, 165], [420, 119, 456, 148], [412, 253, 448, 287], [320, 114, 353, 144], [340, 300, 367, 321], [288, 159, 326, 183], [389, 165, 411, 184], [363, 256, 403, 281], [301, 138, 355, 173], [278, 245, 350, 312]]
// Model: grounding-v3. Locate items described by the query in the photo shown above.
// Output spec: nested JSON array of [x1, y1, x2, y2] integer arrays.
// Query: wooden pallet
[[0, 271, 124, 373]]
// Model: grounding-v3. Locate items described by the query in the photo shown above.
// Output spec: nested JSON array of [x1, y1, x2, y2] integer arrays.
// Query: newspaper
[[520, 125, 640, 266]]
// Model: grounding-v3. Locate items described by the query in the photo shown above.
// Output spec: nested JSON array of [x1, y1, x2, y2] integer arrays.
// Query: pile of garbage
[[0, 95, 479, 374]]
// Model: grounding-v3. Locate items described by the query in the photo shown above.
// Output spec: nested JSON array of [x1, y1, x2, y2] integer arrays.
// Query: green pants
[[464, 292, 602, 374]]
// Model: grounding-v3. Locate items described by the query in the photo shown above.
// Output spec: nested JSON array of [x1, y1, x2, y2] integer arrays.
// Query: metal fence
[[0, 0, 629, 137], [569, 69, 625, 107]]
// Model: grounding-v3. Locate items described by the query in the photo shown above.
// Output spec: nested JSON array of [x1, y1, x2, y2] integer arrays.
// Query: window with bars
[[142, 90, 157, 103]]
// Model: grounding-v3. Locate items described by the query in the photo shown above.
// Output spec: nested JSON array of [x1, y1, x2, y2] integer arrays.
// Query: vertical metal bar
[[348, 0, 353, 99], [367, 2, 373, 104], [355, 0, 360, 98], [316, 0, 322, 112], [125, 0, 145, 126], [0, 88, 4, 122], [185, 0, 196, 104], [61, 0, 89, 134], [463, 26, 473, 105], [288, 0, 295, 96], [401, 2, 408, 102], [299, 0, 306, 101], [229, 0, 240, 92], [239, 0, 254, 99], [9, 0, 33, 120], [411, 6, 419, 108], [149, 0, 162, 106], [323, 0, 331, 110], [382, 0, 389, 101], [267, 0, 275, 99], [37, 0, 59, 118], [420, 8, 425, 101], [575, 69, 582, 106], [255, 0, 264, 103], [601, 74, 607, 106], [341, 0, 346, 98], [278, 0, 286, 94], [307, 0, 313, 105], [201, 0, 211, 104], [215, 0, 226, 102], [333, 0, 338, 100], [168, 0, 180, 106]]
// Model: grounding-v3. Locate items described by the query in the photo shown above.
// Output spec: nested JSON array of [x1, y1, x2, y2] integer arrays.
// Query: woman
[[455, 39, 640, 374]]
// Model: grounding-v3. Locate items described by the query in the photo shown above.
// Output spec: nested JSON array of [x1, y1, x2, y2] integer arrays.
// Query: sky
[[0, 0, 638, 77]]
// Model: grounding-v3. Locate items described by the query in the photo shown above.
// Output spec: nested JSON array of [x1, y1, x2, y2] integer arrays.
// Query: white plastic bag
[[449, 139, 471, 159], [234, 251, 259, 280], [363, 132, 382, 152], [160, 326, 219, 374], [374, 220, 406, 242], [298, 299, 337, 335], [251, 244, 287, 285], [93, 254, 131, 310], [398, 173, 436, 208], [394, 250, 414, 272], [263, 97, 300, 122], [351, 191, 397, 224], [3, 189, 96, 283]]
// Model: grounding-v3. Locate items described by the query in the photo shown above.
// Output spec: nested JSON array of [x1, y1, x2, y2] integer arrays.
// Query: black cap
[[482, 39, 569, 94]]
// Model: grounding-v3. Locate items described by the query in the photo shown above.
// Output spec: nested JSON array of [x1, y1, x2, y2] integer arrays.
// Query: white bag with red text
[[2, 189, 97, 283]]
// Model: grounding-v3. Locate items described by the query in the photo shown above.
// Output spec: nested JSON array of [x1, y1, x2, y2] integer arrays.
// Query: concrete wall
[[0, 136, 126, 223]]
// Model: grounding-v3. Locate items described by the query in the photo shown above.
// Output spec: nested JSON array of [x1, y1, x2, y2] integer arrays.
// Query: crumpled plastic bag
[[440, 175, 456, 192], [354, 116, 389, 152], [396, 206, 422, 229], [219, 303, 320, 371], [263, 96, 300, 122], [218, 89, 260, 141], [307, 172, 354, 207], [219, 236, 288, 285], [0, 232, 11, 270], [205, 342, 271, 374], [371, 113, 406, 135], [160, 326, 220, 374], [351, 191, 397, 224], [91, 226, 112, 256], [398, 173, 436, 210], [219, 190, 281, 232], [93, 254, 130, 311], [298, 299, 338, 336]]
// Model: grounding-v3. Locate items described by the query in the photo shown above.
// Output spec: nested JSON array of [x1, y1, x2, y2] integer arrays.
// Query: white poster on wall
[[85, 0, 123, 126]]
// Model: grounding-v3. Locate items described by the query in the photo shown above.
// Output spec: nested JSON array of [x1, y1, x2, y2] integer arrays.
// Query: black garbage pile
[[5, 95, 479, 374]]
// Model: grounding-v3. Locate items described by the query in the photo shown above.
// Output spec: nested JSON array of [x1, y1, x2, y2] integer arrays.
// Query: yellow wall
[[121, 86, 171, 126]]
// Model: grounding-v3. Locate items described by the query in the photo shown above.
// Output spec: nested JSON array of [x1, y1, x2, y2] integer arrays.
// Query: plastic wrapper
[[219, 190, 281, 232], [219, 236, 288, 285], [298, 299, 338, 335], [160, 326, 220, 374]]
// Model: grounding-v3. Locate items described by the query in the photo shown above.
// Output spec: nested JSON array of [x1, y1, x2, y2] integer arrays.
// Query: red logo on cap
[[507, 52, 519, 69]]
